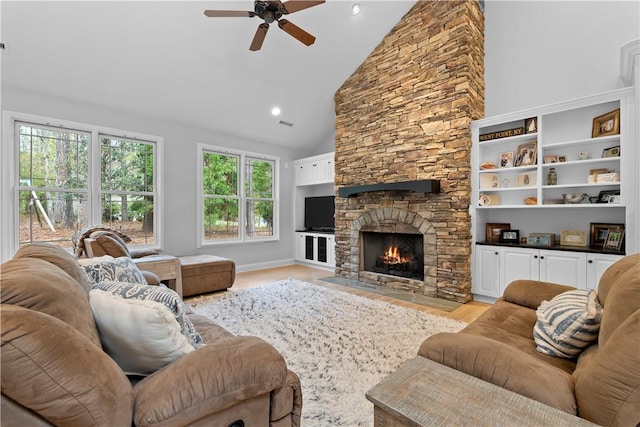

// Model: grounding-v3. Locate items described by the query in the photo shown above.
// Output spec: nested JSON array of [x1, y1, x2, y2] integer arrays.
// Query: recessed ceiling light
[[271, 107, 281, 116], [351, 3, 361, 15]]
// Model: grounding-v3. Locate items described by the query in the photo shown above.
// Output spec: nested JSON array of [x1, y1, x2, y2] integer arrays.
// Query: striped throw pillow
[[533, 289, 602, 358]]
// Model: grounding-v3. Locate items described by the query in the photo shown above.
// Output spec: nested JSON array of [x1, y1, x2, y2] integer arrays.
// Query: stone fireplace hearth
[[332, 1, 484, 304]]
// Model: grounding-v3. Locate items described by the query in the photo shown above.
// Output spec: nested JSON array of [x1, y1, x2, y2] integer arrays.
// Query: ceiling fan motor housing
[[255, 1, 284, 23]]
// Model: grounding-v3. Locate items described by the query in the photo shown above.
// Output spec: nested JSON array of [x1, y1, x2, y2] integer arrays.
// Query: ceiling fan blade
[[250, 23, 269, 51], [277, 19, 315, 46], [281, 0, 325, 14], [204, 10, 254, 17]]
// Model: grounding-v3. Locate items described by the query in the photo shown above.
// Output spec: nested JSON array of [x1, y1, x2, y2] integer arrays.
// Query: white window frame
[[1, 111, 164, 261], [197, 143, 279, 247]]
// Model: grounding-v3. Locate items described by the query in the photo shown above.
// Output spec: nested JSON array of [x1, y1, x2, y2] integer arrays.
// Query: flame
[[380, 245, 411, 265]]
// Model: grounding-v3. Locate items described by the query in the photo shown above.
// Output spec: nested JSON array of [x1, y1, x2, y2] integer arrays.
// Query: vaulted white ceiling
[[1, 1, 418, 151]]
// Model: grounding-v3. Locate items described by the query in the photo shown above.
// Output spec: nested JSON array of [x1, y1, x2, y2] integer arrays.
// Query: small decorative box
[[596, 172, 620, 183]]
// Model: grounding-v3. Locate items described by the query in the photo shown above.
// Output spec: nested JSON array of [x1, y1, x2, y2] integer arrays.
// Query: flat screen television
[[304, 196, 335, 232]]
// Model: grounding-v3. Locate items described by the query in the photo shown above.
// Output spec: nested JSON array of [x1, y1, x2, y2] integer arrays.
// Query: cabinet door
[[313, 159, 331, 183], [474, 246, 501, 298], [296, 162, 314, 185], [294, 233, 306, 260], [585, 253, 623, 290], [327, 236, 335, 267], [539, 250, 586, 288], [317, 236, 328, 263], [305, 235, 315, 261], [500, 247, 539, 291]]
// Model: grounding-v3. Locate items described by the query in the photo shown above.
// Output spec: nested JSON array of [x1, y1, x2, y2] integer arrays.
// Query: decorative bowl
[[562, 193, 589, 204]]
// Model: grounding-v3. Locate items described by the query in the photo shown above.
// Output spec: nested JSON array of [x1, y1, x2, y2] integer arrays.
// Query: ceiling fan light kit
[[204, 0, 325, 51]]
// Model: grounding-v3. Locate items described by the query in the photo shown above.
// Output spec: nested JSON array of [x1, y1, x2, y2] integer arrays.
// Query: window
[[2, 112, 162, 257], [199, 145, 278, 245]]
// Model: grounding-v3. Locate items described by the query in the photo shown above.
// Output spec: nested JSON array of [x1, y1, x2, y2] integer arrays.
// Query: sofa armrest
[[502, 279, 575, 309], [133, 336, 288, 427], [418, 332, 577, 414]]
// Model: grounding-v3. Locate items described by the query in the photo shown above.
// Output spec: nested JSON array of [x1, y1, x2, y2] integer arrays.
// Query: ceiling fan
[[204, 0, 325, 51]]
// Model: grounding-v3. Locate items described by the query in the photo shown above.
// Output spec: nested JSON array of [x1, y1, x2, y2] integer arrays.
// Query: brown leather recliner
[[1, 243, 303, 427]]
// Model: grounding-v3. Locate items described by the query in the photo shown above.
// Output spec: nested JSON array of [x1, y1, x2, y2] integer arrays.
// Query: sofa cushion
[[573, 309, 640, 427], [502, 279, 575, 310], [0, 257, 102, 348], [597, 262, 640, 346], [533, 289, 602, 358], [89, 231, 131, 257], [419, 332, 577, 414], [13, 242, 93, 293], [90, 289, 198, 375], [80, 255, 147, 285], [1, 305, 134, 426], [95, 281, 203, 348]]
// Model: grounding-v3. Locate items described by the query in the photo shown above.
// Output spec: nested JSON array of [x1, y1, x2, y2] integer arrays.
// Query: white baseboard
[[236, 258, 296, 273]]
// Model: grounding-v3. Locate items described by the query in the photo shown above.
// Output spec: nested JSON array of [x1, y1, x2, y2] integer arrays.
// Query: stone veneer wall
[[333, 1, 484, 303]]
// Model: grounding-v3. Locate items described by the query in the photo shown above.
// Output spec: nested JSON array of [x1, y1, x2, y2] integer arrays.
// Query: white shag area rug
[[188, 279, 466, 426]]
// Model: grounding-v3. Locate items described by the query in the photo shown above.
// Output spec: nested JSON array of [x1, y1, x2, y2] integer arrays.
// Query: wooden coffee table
[[366, 357, 597, 426]]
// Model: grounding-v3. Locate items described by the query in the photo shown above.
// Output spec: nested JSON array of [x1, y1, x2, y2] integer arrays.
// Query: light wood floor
[[233, 264, 490, 323]]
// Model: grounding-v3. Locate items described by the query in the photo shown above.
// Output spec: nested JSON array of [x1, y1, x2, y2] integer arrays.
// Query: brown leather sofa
[[419, 253, 639, 427], [1, 243, 302, 427]]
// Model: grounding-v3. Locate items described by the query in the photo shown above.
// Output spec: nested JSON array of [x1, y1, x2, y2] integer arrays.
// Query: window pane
[[101, 137, 154, 192], [245, 158, 273, 198], [245, 199, 273, 238], [19, 190, 88, 247], [101, 194, 155, 244], [204, 198, 239, 240], [203, 152, 238, 196], [18, 124, 89, 189]]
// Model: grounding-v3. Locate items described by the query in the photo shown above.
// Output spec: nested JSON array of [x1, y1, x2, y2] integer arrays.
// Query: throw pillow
[[90, 289, 196, 375], [94, 280, 203, 349], [79, 256, 147, 286], [533, 289, 602, 358]]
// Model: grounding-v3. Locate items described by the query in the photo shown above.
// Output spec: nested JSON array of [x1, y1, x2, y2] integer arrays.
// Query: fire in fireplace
[[361, 232, 424, 280]]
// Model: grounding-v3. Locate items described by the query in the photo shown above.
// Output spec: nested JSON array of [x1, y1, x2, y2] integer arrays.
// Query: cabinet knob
[[494, 252, 498, 255], [588, 259, 593, 263], [540, 256, 544, 260], [534, 255, 538, 259]]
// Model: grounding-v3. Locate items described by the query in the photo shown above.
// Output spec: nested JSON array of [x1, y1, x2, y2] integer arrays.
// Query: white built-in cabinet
[[474, 246, 622, 300], [293, 152, 335, 269], [471, 88, 637, 301]]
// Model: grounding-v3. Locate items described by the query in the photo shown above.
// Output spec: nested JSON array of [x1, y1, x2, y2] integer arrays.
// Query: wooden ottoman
[[178, 255, 236, 298]]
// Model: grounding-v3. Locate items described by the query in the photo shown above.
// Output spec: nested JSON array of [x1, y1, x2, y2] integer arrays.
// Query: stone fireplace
[[333, 1, 484, 303]]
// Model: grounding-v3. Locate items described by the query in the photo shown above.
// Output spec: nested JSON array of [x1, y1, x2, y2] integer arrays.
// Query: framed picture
[[525, 117, 538, 134], [560, 230, 587, 247], [543, 155, 558, 164], [602, 146, 620, 158], [486, 223, 511, 242], [499, 229, 520, 244], [557, 155, 567, 162], [590, 223, 624, 249], [527, 233, 555, 247], [514, 141, 537, 167], [603, 229, 625, 252], [515, 172, 536, 187], [592, 108, 620, 138], [479, 194, 500, 206], [499, 151, 514, 168], [480, 173, 499, 189], [596, 189, 620, 203]]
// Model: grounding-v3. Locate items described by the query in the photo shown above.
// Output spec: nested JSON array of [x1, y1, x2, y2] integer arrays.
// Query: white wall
[[2, 89, 309, 269], [484, 1, 640, 116]]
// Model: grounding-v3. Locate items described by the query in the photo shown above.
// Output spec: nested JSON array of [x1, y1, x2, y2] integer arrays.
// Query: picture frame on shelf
[[515, 172, 536, 187], [560, 230, 587, 247], [499, 151, 514, 168], [485, 223, 511, 242], [596, 189, 620, 203], [557, 155, 567, 162], [590, 223, 624, 249], [479, 194, 500, 206], [602, 145, 620, 158], [603, 229, 625, 252], [592, 108, 620, 138], [514, 141, 537, 167], [527, 233, 555, 247], [499, 229, 520, 244], [480, 173, 499, 189], [543, 155, 558, 164], [525, 117, 538, 134]]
